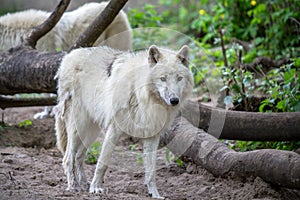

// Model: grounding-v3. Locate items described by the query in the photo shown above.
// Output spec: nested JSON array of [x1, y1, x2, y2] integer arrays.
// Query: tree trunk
[[0, 47, 64, 95], [162, 117, 300, 190], [182, 100, 300, 141]]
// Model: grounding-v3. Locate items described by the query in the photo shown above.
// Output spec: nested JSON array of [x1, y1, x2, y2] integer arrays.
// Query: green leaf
[[224, 95, 233, 105], [294, 58, 300, 68], [220, 85, 229, 91], [232, 84, 240, 93], [19, 119, 32, 128], [276, 100, 286, 111]]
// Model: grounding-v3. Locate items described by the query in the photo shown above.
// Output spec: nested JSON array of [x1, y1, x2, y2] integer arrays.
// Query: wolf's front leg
[[89, 125, 121, 193], [143, 134, 164, 199]]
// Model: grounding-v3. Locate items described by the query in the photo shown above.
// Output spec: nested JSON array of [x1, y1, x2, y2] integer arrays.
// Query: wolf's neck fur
[[122, 85, 178, 138]]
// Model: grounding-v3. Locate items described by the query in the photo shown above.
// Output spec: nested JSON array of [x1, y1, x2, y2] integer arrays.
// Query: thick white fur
[[55, 45, 194, 198], [0, 2, 132, 119], [0, 2, 132, 51]]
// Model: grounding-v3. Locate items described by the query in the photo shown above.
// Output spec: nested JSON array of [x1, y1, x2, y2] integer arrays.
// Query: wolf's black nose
[[170, 97, 179, 106]]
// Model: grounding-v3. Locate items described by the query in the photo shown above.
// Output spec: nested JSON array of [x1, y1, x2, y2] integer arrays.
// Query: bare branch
[[23, 0, 71, 48], [69, 0, 128, 51], [231, 38, 251, 51], [0, 95, 56, 110], [219, 29, 228, 67]]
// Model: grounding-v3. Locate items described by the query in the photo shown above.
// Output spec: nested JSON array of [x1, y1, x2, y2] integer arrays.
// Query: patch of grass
[[85, 141, 102, 165], [165, 148, 185, 168], [136, 154, 143, 165], [128, 143, 139, 151], [19, 119, 32, 128], [228, 140, 300, 152]]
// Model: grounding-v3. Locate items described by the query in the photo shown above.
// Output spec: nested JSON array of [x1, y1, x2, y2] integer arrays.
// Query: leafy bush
[[85, 141, 102, 165], [19, 119, 32, 128], [259, 58, 300, 112], [229, 140, 300, 152], [127, 4, 163, 28]]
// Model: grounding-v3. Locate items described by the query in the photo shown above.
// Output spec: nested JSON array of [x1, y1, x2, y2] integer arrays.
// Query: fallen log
[[0, 95, 56, 110], [182, 100, 300, 141], [162, 117, 300, 190], [0, 96, 299, 141]]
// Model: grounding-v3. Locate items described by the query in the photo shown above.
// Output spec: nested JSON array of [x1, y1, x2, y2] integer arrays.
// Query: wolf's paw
[[149, 193, 165, 199], [33, 111, 54, 119], [89, 184, 104, 193], [66, 186, 83, 192], [147, 185, 164, 199], [80, 181, 90, 191]]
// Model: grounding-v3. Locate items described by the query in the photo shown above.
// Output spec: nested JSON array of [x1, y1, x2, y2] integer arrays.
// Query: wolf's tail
[[55, 113, 67, 154], [54, 93, 71, 155]]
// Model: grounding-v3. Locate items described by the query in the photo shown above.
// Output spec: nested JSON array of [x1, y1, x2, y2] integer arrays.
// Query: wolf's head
[[147, 45, 194, 107]]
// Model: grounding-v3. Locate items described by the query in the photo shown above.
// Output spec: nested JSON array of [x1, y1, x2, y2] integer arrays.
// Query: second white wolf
[[55, 45, 194, 199]]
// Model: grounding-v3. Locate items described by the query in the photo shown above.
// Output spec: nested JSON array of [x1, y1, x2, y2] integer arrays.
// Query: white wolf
[[55, 45, 194, 199], [0, 2, 132, 119]]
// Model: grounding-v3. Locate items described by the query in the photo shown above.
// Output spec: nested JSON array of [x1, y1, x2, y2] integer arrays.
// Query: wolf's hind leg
[[63, 127, 83, 192], [143, 134, 164, 199], [75, 121, 100, 191], [89, 124, 122, 193], [74, 141, 89, 191]]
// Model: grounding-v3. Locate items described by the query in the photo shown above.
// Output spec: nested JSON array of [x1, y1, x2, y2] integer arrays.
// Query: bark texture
[[0, 47, 65, 95], [162, 117, 300, 190], [182, 101, 300, 141], [0, 95, 56, 110]]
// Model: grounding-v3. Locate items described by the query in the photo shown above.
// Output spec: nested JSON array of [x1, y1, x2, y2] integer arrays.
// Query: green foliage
[[85, 141, 101, 165], [19, 119, 32, 128], [189, 0, 300, 59], [136, 154, 143, 165], [127, 4, 163, 28], [159, 0, 299, 60], [230, 140, 300, 152], [165, 148, 185, 168], [259, 60, 300, 112], [0, 121, 9, 131], [128, 143, 143, 165], [128, 143, 139, 151]]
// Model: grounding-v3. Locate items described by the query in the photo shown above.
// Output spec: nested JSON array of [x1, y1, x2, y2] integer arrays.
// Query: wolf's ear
[[148, 45, 162, 66], [177, 45, 190, 68]]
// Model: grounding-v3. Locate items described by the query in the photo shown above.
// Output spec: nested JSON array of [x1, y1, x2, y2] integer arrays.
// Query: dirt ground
[[1, 107, 300, 200]]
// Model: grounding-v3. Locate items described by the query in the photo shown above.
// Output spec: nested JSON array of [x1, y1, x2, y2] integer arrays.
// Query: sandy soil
[[1, 107, 300, 200]]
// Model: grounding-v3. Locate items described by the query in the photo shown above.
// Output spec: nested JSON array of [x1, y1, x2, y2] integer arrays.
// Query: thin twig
[[237, 50, 248, 111], [219, 29, 228, 67]]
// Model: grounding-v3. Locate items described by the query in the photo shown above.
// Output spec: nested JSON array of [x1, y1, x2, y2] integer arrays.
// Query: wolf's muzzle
[[170, 97, 179, 106]]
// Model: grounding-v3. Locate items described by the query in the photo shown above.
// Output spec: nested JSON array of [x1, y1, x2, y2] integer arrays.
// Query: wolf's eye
[[160, 77, 166, 82], [178, 76, 183, 81]]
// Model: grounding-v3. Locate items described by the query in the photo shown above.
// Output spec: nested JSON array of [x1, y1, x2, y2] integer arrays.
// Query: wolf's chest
[[113, 102, 174, 138]]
